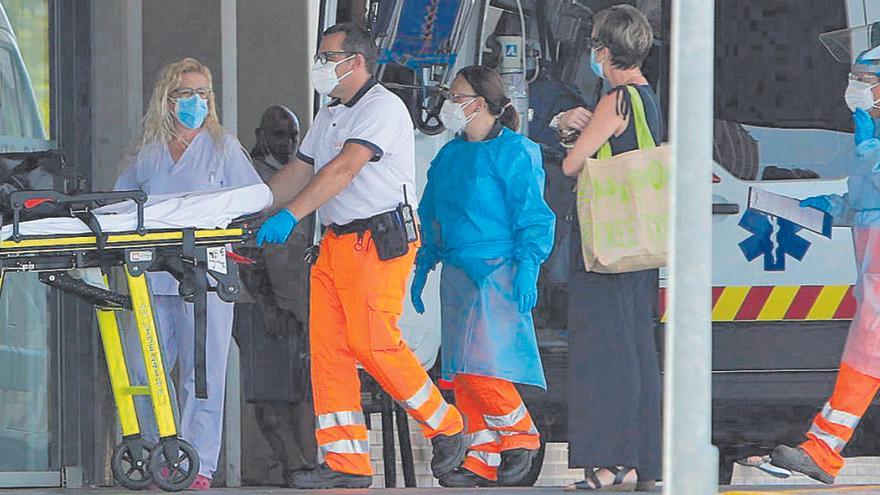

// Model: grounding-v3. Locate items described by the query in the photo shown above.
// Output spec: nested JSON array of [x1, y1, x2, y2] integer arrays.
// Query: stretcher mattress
[[0, 184, 273, 241]]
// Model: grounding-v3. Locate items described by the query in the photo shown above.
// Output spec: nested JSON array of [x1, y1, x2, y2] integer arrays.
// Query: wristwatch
[[549, 111, 566, 130]]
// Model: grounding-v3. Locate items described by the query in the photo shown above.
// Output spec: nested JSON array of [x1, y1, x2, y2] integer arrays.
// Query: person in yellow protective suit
[[412, 66, 555, 487], [256, 23, 465, 489], [771, 27, 880, 484]]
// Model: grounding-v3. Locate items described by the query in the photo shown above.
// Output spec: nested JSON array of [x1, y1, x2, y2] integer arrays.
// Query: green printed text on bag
[[576, 85, 670, 273]]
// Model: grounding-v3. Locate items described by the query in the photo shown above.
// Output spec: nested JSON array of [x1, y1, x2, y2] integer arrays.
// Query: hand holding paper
[[748, 187, 832, 238]]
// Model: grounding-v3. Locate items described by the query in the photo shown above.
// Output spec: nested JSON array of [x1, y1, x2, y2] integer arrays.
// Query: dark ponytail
[[497, 96, 520, 131], [458, 65, 520, 131]]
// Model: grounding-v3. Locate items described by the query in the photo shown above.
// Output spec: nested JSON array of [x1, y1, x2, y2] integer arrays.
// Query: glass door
[[0, 0, 61, 487], [0, 273, 60, 487]]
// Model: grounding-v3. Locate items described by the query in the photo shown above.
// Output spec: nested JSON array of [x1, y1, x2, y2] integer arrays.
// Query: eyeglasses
[[170, 87, 211, 99], [441, 90, 479, 102], [314, 51, 357, 64], [850, 72, 880, 84]]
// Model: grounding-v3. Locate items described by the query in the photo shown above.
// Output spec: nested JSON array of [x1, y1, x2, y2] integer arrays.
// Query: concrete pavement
[[3, 485, 880, 494]]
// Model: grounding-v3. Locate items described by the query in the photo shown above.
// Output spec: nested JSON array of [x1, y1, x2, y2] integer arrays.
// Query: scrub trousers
[[453, 374, 540, 481], [800, 363, 880, 477], [127, 293, 234, 479], [310, 230, 464, 476]]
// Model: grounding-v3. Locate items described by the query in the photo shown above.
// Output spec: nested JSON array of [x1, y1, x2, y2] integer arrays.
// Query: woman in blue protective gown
[[410, 66, 555, 488]]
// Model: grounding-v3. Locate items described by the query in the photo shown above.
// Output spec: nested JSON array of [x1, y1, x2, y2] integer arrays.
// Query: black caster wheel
[[148, 439, 199, 492], [111, 441, 153, 490]]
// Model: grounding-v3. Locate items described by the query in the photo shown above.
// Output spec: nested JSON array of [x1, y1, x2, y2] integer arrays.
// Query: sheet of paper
[[748, 186, 832, 238]]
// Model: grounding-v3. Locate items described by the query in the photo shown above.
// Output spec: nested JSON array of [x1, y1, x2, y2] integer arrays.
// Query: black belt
[[329, 218, 371, 236], [329, 210, 395, 236]]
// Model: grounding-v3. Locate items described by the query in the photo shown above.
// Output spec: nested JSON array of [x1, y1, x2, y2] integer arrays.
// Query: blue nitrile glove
[[410, 267, 428, 314], [410, 249, 437, 314], [513, 261, 540, 314], [256, 208, 298, 246], [854, 108, 876, 146], [799, 195, 834, 214]]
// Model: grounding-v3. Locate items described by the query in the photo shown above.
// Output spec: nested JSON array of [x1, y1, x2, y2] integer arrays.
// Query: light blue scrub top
[[114, 130, 262, 294]]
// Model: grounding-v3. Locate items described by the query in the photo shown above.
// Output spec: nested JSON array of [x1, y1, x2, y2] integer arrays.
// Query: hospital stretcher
[[0, 188, 260, 491]]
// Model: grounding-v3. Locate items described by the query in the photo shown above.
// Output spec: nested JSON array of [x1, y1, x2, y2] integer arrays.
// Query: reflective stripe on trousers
[[400, 378, 455, 431], [321, 439, 370, 456], [809, 424, 846, 453], [809, 402, 865, 453], [402, 380, 432, 410], [467, 450, 502, 467], [821, 402, 860, 429], [501, 424, 539, 436], [316, 410, 366, 430], [465, 427, 540, 447], [484, 402, 528, 429], [466, 429, 501, 448]]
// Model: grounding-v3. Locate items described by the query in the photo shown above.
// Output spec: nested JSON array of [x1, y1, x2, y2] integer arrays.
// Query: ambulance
[[321, 0, 880, 484]]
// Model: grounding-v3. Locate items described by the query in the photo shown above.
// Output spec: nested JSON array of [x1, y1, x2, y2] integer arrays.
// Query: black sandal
[[566, 466, 637, 491]]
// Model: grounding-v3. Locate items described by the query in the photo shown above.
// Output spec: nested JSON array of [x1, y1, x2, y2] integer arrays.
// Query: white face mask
[[310, 55, 355, 96], [845, 79, 880, 112], [440, 98, 477, 134]]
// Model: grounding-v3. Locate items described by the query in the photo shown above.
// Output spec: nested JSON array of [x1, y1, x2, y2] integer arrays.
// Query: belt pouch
[[369, 210, 409, 261]]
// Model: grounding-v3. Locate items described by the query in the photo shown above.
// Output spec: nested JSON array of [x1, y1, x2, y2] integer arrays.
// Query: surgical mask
[[310, 55, 355, 95], [590, 48, 605, 80], [845, 80, 880, 112], [174, 95, 209, 129], [440, 98, 477, 134]]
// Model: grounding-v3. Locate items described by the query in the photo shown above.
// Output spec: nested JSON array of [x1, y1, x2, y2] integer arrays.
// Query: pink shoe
[[188, 475, 212, 491]]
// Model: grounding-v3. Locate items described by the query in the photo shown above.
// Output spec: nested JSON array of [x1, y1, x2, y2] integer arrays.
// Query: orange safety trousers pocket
[[366, 294, 404, 351]]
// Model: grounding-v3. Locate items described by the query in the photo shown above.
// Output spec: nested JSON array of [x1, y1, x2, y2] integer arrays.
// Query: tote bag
[[576, 85, 670, 273]]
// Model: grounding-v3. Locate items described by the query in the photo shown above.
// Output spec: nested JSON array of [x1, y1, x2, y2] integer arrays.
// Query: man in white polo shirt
[[256, 23, 465, 489]]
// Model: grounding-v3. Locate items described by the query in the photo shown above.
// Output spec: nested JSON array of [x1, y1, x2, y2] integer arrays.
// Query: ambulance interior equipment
[[0, 153, 268, 491], [370, 0, 477, 135], [370, 0, 605, 136]]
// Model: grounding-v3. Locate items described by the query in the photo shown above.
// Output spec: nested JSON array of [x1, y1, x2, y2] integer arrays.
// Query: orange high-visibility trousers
[[800, 363, 880, 477], [310, 230, 464, 476], [453, 374, 540, 480]]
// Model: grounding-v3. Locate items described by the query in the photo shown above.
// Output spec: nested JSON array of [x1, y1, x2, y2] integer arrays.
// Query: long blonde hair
[[136, 57, 224, 150]]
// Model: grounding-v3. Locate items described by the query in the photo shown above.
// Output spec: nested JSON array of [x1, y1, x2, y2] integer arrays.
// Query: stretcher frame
[[0, 189, 251, 491]]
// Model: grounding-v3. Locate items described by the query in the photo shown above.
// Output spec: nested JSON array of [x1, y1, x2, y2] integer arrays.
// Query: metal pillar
[[663, 0, 718, 494], [220, 0, 241, 488]]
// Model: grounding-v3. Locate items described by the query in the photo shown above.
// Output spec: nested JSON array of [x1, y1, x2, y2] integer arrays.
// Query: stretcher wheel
[[111, 441, 153, 490], [149, 439, 199, 492]]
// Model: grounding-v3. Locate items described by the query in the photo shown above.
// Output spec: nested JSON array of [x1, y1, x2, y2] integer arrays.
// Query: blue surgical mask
[[175, 95, 209, 129], [590, 48, 605, 80]]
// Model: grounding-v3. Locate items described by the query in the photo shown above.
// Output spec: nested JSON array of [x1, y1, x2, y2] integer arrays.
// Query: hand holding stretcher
[[0, 184, 271, 491]]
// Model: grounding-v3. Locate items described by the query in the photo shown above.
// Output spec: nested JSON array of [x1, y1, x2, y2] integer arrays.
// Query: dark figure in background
[[526, 63, 590, 329], [234, 105, 317, 485]]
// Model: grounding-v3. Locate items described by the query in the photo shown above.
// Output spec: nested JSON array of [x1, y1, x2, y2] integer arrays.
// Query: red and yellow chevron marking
[[659, 286, 857, 322]]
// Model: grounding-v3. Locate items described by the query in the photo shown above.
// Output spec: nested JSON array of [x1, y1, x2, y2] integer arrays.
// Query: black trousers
[[566, 264, 662, 481]]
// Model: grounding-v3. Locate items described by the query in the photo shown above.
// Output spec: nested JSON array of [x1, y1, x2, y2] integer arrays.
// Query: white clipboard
[[748, 187, 832, 238]]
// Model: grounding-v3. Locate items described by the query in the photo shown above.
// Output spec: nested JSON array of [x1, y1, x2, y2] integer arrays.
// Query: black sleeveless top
[[606, 84, 662, 155]]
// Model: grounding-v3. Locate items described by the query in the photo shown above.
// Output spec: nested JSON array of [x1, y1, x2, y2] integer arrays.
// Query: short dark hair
[[323, 23, 379, 73], [593, 5, 653, 70]]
